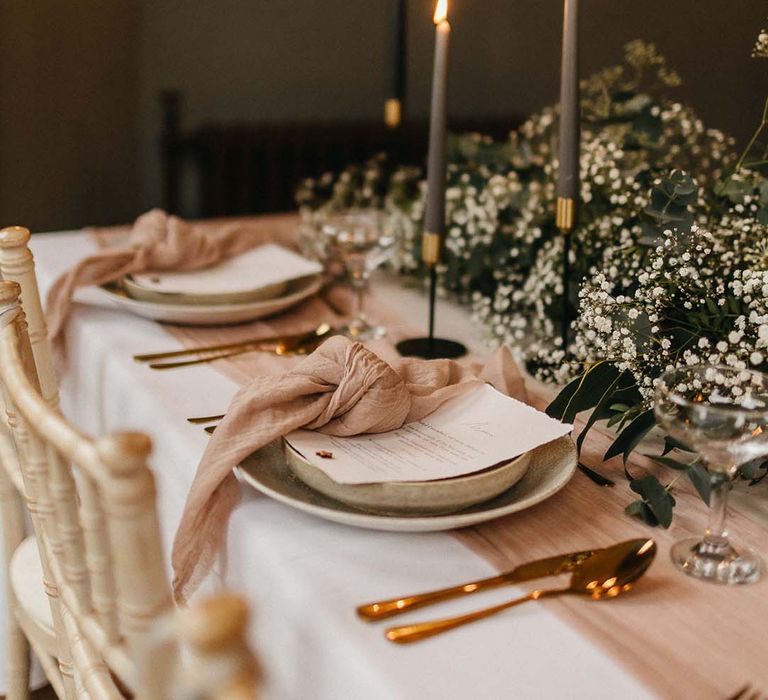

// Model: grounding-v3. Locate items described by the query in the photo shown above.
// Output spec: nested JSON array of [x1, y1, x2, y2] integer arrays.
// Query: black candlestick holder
[[396, 239, 467, 360]]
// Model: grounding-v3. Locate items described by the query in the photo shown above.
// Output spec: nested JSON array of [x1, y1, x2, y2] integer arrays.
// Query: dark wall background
[[0, 1, 765, 230]]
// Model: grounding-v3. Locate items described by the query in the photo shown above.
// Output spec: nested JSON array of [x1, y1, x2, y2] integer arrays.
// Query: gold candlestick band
[[422, 231, 442, 266], [384, 99, 402, 129], [556, 197, 577, 232]]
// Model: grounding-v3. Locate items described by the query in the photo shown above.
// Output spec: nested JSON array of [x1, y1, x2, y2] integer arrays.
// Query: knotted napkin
[[46, 209, 269, 345], [172, 335, 527, 601]]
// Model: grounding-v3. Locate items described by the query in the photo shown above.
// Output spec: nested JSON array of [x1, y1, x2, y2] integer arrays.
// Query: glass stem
[[351, 273, 367, 324], [704, 471, 731, 548]]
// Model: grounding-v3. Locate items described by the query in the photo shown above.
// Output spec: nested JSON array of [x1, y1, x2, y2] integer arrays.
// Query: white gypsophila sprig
[[573, 221, 768, 403]]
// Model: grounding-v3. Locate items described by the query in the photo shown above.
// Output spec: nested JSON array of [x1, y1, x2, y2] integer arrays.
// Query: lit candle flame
[[434, 0, 448, 25]]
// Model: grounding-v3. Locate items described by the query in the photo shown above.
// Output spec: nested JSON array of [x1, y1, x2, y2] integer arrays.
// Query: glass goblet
[[654, 365, 768, 584], [321, 211, 394, 341]]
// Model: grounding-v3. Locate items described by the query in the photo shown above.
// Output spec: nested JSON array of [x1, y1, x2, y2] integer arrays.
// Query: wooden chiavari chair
[[0, 279, 173, 697], [0, 234, 262, 699], [0, 225, 61, 698]]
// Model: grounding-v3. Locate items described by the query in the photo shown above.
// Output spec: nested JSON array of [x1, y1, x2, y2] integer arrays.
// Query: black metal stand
[[396, 268, 467, 359]]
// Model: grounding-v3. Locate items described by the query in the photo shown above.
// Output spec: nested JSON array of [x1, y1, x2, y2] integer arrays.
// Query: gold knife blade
[[356, 548, 595, 621]]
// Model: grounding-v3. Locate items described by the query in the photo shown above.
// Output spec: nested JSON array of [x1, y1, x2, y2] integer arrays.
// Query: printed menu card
[[285, 384, 572, 485]]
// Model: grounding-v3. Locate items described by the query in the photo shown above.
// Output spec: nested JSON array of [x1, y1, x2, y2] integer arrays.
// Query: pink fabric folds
[[46, 209, 268, 344], [172, 335, 527, 601]]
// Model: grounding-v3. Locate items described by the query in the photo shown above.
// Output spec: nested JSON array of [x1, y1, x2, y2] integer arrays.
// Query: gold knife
[[145, 324, 334, 370], [356, 548, 595, 622], [134, 322, 333, 363]]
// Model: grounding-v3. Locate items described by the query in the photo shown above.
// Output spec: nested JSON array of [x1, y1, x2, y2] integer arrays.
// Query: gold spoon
[[384, 538, 656, 644]]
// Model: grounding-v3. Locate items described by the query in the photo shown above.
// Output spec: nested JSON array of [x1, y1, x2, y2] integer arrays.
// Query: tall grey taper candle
[[557, 0, 580, 351], [422, 0, 450, 266], [556, 0, 580, 206]]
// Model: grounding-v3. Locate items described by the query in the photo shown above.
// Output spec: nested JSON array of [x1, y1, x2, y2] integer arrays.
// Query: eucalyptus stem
[[665, 472, 684, 492], [734, 94, 768, 172]]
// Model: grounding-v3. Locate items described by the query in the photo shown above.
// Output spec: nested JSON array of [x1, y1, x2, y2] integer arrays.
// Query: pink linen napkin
[[172, 335, 527, 601], [46, 209, 270, 345]]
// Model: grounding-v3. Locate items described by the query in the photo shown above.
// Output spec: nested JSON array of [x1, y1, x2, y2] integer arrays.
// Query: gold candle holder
[[556, 196, 577, 233], [384, 98, 403, 129], [421, 231, 441, 267]]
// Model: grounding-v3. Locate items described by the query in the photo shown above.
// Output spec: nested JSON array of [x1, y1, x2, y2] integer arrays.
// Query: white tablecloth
[[0, 230, 653, 698]]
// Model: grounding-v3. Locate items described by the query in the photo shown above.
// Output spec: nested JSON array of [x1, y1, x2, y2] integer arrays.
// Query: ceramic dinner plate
[[283, 440, 532, 516], [124, 244, 323, 306], [236, 435, 577, 532], [99, 274, 323, 325]]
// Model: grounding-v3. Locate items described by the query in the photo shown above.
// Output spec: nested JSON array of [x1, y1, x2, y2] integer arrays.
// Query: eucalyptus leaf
[[625, 499, 659, 527], [546, 361, 620, 424], [662, 435, 694, 455], [686, 464, 711, 505], [630, 475, 674, 528], [577, 369, 634, 453], [604, 409, 657, 463], [577, 462, 616, 487], [644, 171, 697, 236]]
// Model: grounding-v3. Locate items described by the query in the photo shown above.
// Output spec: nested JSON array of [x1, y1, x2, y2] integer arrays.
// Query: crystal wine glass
[[321, 211, 394, 341], [654, 365, 768, 584]]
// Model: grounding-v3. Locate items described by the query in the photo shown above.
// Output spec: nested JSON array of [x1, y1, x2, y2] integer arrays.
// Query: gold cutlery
[[383, 538, 656, 644], [357, 548, 596, 621], [187, 414, 224, 425], [134, 323, 333, 364], [140, 323, 334, 370]]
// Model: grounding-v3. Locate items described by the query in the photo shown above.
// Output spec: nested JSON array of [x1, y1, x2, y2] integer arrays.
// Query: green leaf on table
[[546, 361, 620, 424], [578, 462, 616, 487], [686, 464, 711, 505], [630, 475, 675, 528], [662, 435, 694, 455], [625, 499, 659, 527], [604, 409, 657, 463]]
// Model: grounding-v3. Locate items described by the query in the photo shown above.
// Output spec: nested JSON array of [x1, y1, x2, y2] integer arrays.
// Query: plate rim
[[125, 243, 322, 299], [101, 273, 323, 315], [235, 435, 577, 532]]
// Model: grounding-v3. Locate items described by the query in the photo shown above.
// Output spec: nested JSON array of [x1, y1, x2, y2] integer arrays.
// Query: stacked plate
[[103, 244, 324, 325], [236, 436, 577, 533], [284, 440, 534, 516], [239, 383, 578, 530]]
